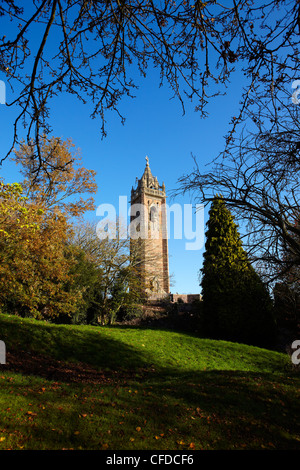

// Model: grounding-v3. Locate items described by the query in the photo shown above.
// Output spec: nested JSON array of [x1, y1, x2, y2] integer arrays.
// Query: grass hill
[[0, 313, 299, 450]]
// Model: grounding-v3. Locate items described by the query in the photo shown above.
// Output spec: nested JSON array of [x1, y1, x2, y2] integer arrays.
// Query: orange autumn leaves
[[12, 136, 97, 218], [0, 137, 97, 319]]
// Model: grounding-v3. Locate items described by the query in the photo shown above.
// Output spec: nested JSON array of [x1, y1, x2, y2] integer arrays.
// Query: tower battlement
[[131, 156, 166, 202]]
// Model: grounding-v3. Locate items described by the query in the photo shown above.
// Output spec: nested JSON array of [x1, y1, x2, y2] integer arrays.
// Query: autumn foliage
[[0, 136, 145, 324], [0, 137, 98, 320], [12, 136, 97, 218]]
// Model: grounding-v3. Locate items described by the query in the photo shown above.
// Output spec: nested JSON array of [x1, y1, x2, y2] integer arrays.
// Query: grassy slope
[[0, 313, 299, 450]]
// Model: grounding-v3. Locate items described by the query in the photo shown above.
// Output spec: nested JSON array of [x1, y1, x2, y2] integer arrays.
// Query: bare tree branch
[[0, 1, 299, 172]]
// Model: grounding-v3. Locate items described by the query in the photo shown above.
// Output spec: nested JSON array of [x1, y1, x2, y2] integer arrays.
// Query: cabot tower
[[130, 157, 170, 299]]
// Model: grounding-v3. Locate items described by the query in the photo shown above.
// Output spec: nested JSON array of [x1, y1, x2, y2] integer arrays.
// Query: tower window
[[149, 205, 159, 224]]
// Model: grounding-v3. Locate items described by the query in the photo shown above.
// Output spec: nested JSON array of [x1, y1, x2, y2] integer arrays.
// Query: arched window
[[149, 205, 157, 221], [149, 204, 159, 231]]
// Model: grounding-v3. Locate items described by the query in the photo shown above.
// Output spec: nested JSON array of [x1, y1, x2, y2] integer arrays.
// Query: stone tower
[[130, 157, 170, 299]]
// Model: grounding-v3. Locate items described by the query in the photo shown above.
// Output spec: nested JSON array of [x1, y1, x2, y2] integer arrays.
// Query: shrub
[[201, 196, 276, 348]]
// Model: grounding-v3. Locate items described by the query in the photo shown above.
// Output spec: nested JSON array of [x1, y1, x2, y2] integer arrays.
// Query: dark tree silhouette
[[177, 91, 300, 285], [200, 196, 276, 347]]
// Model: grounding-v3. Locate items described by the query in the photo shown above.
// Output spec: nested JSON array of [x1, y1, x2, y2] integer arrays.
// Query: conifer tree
[[201, 196, 276, 348]]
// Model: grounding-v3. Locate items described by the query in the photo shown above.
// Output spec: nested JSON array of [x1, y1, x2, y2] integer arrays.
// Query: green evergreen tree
[[201, 196, 276, 348]]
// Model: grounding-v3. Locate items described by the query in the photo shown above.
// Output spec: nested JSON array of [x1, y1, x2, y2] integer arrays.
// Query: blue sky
[[0, 19, 246, 294]]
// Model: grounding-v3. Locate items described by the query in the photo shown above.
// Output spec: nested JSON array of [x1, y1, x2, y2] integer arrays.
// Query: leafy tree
[[0, 181, 81, 318], [200, 196, 276, 348], [0, 138, 98, 320], [71, 220, 130, 324], [12, 135, 97, 218], [105, 269, 130, 325], [57, 245, 105, 325], [70, 220, 147, 325]]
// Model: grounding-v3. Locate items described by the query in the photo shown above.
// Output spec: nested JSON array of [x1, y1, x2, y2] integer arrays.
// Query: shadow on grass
[[1, 314, 300, 449], [0, 316, 155, 372], [0, 313, 294, 379], [1, 366, 300, 450]]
